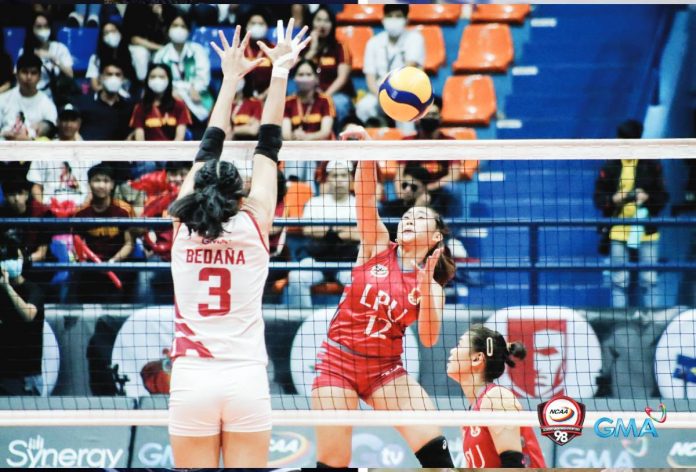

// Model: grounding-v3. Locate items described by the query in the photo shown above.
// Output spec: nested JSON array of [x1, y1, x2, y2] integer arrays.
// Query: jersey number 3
[[198, 268, 231, 317]]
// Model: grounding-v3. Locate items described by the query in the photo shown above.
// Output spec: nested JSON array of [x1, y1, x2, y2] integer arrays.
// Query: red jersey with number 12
[[170, 210, 270, 364], [463, 383, 547, 468], [328, 243, 420, 358]]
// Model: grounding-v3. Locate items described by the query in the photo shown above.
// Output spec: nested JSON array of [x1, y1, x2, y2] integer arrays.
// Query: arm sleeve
[[176, 100, 193, 126], [54, 42, 74, 68]]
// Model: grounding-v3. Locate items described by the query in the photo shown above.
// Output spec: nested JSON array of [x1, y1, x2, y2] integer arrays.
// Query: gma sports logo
[[594, 403, 667, 439]]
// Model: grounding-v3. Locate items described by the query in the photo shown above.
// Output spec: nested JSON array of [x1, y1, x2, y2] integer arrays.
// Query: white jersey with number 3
[[170, 210, 270, 365]]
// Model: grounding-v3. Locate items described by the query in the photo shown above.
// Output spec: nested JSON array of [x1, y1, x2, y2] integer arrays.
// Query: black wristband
[[194, 126, 226, 163], [254, 124, 282, 163], [499, 450, 525, 468]]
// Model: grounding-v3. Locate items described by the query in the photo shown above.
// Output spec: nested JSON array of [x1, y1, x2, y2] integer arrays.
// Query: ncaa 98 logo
[[537, 395, 586, 445]]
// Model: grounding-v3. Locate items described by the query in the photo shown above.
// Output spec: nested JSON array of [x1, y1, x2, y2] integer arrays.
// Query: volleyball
[[378, 66, 434, 122]]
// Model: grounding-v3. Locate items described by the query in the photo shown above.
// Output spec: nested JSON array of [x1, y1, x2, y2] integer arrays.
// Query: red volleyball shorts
[[312, 341, 408, 400]]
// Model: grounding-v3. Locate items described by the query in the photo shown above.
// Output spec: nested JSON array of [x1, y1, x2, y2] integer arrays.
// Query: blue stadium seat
[[56, 27, 98, 73], [191, 26, 235, 72], [538, 283, 611, 307], [511, 65, 641, 95], [3, 27, 25, 62], [520, 42, 646, 66], [477, 198, 599, 220], [478, 169, 598, 200], [478, 227, 531, 260], [465, 284, 530, 308], [538, 228, 601, 258], [504, 93, 634, 120]]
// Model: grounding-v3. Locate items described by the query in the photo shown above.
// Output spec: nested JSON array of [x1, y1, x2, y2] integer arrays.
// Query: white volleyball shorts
[[168, 356, 271, 436]]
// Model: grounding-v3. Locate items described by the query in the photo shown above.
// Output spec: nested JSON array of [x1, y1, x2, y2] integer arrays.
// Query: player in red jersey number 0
[[312, 126, 457, 467], [166, 21, 310, 467], [447, 325, 547, 468]]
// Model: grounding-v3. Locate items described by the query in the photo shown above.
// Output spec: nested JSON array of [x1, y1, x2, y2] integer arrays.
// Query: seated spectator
[[593, 120, 669, 309], [130, 64, 192, 141], [283, 59, 335, 141], [287, 161, 359, 308], [303, 5, 354, 126], [282, 59, 335, 182], [153, 13, 212, 126], [0, 32, 13, 94], [19, 13, 74, 99], [290, 4, 311, 30], [0, 180, 53, 265], [0, 229, 45, 396], [56, 104, 82, 141], [356, 4, 424, 128], [0, 54, 57, 140], [78, 61, 135, 141], [380, 163, 432, 240], [86, 21, 137, 94], [128, 162, 190, 304], [71, 163, 135, 303], [243, 7, 274, 99], [122, 4, 170, 81], [26, 155, 98, 216], [229, 79, 262, 141]]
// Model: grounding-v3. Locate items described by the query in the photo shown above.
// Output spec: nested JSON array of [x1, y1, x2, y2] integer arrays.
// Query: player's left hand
[[258, 19, 311, 71], [210, 26, 263, 80], [414, 247, 443, 286]]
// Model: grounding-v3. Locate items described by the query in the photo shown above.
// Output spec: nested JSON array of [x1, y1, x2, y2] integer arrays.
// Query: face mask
[[249, 24, 268, 40], [420, 117, 440, 134], [102, 75, 123, 94], [34, 28, 51, 42], [168, 26, 189, 44], [103, 32, 121, 48], [0, 259, 23, 280], [148, 77, 169, 94], [383, 17, 406, 38], [295, 77, 317, 93]]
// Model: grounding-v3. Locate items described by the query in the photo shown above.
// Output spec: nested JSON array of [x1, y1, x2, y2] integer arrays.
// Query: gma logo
[[594, 417, 658, 438]]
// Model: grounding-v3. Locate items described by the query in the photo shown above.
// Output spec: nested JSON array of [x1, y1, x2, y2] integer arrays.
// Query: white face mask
[[148, 77, 169, 94], [103, 32, 121, 48], [0, 259, 23, 279], [102, 75, 123, 94], [168, 26, 189, 44], [34, 28, 51, 43], [383, 17, 406, 38], [248, 24, 268, 40]]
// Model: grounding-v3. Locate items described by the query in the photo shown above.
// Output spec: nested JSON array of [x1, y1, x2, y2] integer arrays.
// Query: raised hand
[[339, 124, 370, 141], [414, 247, 443, 287], [210, 25, 263, 80], [257, 19, 311, 71]]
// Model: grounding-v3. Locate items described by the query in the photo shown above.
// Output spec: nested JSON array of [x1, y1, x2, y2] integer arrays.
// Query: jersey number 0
[[198, 267, 231, 317]]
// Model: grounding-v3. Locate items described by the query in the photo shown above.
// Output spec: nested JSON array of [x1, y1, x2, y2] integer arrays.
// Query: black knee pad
[[414, 435, 455, 467]]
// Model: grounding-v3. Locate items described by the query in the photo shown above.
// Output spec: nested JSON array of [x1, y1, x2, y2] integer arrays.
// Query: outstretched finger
[[285, 18, 295, 42], [257, 41, 272, 58], [298, 36, 312, 52], [244, 57, 265, 75], [231, 24, 241, 49], [276, 19, 285, 43], [293, 25, 309, 45], [219, 28, 231, 51], [240, 31, 252, 51], [210, 41, 224, 59]]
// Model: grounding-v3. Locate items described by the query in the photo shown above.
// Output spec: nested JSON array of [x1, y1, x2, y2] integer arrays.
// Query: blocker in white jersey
[[170, 210, 270, 364]]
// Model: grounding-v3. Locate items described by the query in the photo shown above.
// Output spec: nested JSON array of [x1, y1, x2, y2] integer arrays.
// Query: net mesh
[[1, 143, 696, 468]]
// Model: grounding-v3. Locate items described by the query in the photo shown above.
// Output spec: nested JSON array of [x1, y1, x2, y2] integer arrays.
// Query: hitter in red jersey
[[447, 325, 547, 468], [312, 125, 457, 468]]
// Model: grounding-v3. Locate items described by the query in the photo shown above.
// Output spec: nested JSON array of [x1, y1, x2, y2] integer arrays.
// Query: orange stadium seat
[[441, 75, 497, 126], [439, 128, 479, 181], [283, 181, 313, 234], [336, 4, 384, 24], [471, 4, 531, 24], [336, 26, 373, 72], [453, 23, 514, 73], [408, 4, 462, 24], [366, 127, 411, 140], [411, 25, 446, 74]]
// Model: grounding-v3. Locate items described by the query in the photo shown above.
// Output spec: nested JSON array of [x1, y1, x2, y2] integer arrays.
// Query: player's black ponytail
[[469, 324, 527, 382], [422, 211, 456, 287], [169, 160, 245, 240]]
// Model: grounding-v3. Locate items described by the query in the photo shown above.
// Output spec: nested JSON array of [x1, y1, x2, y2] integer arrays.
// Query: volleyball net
[[1, 138, 696, 434]]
